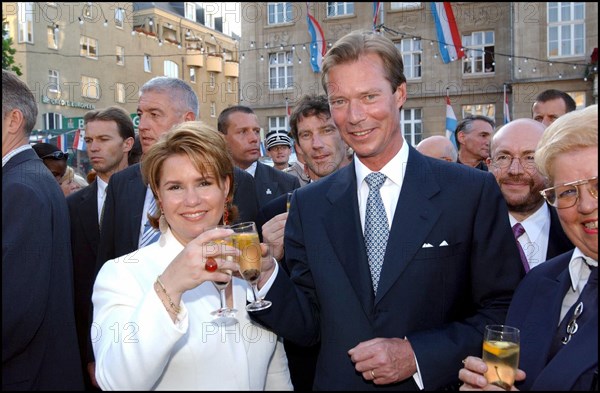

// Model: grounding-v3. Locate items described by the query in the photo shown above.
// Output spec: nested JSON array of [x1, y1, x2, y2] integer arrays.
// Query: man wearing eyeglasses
[[2, 70, 84, 389], [486, 118, 573, 273]]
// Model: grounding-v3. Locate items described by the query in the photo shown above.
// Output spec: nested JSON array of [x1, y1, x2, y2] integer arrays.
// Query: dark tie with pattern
[[512, 223, 530, 273], [548, 263, 597, 360], [364, 172, 389, 294]]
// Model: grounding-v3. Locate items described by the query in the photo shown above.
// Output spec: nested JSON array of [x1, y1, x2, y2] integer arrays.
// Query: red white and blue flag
[[373, 2, 381, 30], [430, 3, 464, 64], [445, 96, 458, 149], [55, 134, 68, 153], [72, 128, 87, 151], [306, 2, 326, 73], [503, 85, 511, 124]]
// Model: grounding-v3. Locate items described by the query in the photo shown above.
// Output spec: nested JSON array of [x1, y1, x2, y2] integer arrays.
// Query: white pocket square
[[422, 243, 434, 248], [439, 240, 449, 247]]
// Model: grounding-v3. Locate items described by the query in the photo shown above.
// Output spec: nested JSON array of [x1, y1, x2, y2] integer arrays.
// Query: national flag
[[503, 85, 511, 124], [306, 3, 326, 73], [445, 96, 458, 149], [430, 3, 464, 64], [260, 140, 267, 157], [72, 128, 87, 151], [373, 2, 381, 30], [55, 134, 68, 153]]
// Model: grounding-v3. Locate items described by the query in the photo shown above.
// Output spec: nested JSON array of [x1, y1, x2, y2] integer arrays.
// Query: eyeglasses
[[491, 154, 536, 170], [540, 176, 598, 209], [41, 151, 69, 160]]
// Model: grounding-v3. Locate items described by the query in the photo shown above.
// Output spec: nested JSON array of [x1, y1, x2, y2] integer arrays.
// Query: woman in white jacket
[[92, 122, 292, 390]]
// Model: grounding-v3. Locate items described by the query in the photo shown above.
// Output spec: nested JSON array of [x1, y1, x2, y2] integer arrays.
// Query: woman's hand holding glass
[[459, 356, 526, 391], [158, 228, 238, 313]]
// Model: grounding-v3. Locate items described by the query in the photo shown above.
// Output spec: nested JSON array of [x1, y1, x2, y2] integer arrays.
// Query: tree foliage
[[2, 18, 22, 76]]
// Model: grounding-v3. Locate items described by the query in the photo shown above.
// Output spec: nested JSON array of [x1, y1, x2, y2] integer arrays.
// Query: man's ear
[[5, 109, 24, 135]]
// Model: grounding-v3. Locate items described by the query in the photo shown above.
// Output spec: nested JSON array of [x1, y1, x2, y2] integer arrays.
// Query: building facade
[[2, 2, 240, 141], [240, 2, 598, 145]]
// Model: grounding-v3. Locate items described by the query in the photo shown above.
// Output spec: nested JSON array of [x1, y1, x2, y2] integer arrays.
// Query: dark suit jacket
[[546, 207, 574, 260], [252, 146, 524, 390], [507, 250, 597, 390], [97, 164, 261, 268], [2, 149, 84, 390], [66, 181, 100, 388], [254, 161, 300, 208]]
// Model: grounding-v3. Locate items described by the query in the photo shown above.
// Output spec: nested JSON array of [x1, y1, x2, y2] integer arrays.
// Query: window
[[47, 25, 58, 49], [44, 112, 63, 130], [3, 20, 9, 40], [209, 72, 216, 88], [396, 39, 422, 80], [190, 67, 196, 83], [269, 52, 294, 90], [227, 77, 234, 92], [114, 46, 124, 66], [48, 69, 60, 93], [80, 36, 98, 59], [547, 2, 585, 58], [268, 3, 293, 24], [185, 2, 196, 21], [115, 83, 125, 103], [327, 2, 354, 17], [462, 31, 495, 75], [144, 54, 152, 72], [18, 3, 34, 43], [567, 91, 586, 109], [461, 104, 495, 119], [115, 7, 125, 28], [164, 60, 179, 78], [269, 116, 288, 133], [210, 102, 216, 117], [390, 3, 422, 11], [81, 75, 100, 99], [401, 108, 422, 146]]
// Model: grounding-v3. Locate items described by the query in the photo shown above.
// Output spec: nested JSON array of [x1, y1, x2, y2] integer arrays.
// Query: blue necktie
[[364, 172, 389, 294], [139, 198, 160, 247]]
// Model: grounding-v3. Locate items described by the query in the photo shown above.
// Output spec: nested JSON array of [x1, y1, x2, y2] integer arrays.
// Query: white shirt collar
[[568, 248, 598, 292], [354, 141, 409, 190], [509, 203, 550, 242], [245, 161, 257, 177], [2, 144, 32, 167]]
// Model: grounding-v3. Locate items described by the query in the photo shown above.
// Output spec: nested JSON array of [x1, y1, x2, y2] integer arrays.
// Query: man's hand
[[348, 337, 416, 385], [261, 212, 287, 262]]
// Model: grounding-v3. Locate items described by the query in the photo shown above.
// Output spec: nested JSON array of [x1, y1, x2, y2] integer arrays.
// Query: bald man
[[416, 135, 457, 162], [486, 119, 572, 272]]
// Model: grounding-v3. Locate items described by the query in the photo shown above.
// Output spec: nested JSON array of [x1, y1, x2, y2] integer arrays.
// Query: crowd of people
[[2, 28, 597, 391]]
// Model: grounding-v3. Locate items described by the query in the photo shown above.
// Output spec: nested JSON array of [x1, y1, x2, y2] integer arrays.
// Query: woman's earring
[[159, 213, 169, 234]]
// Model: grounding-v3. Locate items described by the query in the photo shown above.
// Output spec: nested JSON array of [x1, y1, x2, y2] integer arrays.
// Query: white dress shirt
[[93, 228, 293, 391], [509, 203, 551, 270], [96, 176, 108, 225], [560, 248, 598, 322]]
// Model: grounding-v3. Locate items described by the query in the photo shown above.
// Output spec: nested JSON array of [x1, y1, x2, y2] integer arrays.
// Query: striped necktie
[[139, 197, 160, 247]]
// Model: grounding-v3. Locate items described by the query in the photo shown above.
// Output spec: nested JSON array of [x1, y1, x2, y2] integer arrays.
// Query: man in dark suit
[[486, 118, 573, 272], [250, 31, 523, 390], [97, 78, 258, 267], [67, 106, 135, 389], [2, 69, 83, 390], [217, 105, 300, 209]]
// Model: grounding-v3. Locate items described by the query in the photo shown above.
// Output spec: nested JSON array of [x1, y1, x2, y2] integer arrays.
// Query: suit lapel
[[128, 167, 147, 249], [375, 150, 441, 304], [78, 181, 100, 254], [323, 164, 375, 317]]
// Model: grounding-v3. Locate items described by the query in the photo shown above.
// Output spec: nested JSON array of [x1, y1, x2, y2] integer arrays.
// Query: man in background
[[265, 130, 293, 171], [486, 118, 573, 273], [416, 135, 458, 162], [531, 89, 577, 127], [67, 106, 135, 389], [455, 115, 495, 170]]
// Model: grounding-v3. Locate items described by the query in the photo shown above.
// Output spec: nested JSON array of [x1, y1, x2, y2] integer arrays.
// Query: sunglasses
[[41, 151, 69, 160]]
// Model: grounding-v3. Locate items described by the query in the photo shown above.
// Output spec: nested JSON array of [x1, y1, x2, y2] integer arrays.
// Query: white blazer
[[92, 229, 293, 391]]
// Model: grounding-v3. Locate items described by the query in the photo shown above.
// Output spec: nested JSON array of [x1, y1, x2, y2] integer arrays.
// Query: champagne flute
[[204, 225, 237, 319], [230, 222, 272, 312], [482, 324, 520, 390]]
